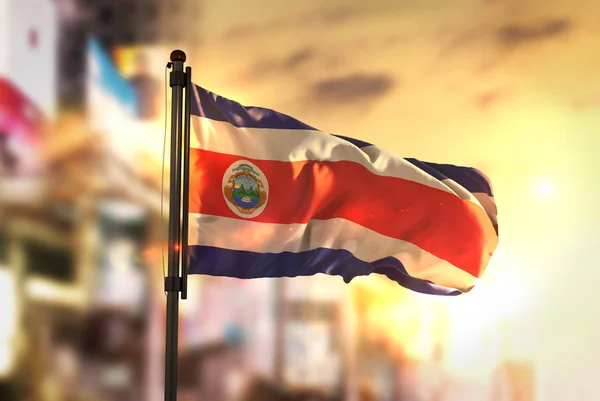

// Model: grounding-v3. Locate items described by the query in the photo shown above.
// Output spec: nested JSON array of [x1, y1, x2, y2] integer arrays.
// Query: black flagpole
[[164, 49, 190, 401]]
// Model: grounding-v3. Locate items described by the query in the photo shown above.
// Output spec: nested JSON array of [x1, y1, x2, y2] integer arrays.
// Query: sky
[[174, 0, 600, 387]]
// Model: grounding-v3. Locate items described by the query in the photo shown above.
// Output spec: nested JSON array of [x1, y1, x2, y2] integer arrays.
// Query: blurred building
[[0, 3, 166, 400], [54, 0, 88, 109], [76, 0, 201, 60], [0, 2, 60, 399], [352, 281, 400, 401], [176, 277, 266, 401], [0, 113, 166, 400], [53, 0, 200, 113], [0, 0, 57, 202], [280, 276, 355, 400], [0, 0, 59, 118], [55, 0, 159, 111], [173, 274, 357, 401], [54, 0, 151, 110], [81, 0, 159, 51], [492, 361, 535, 401]]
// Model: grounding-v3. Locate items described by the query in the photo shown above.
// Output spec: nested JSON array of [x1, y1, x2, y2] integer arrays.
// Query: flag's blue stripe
[[333, 135, 373, 149], [188, 245, 463, 296], [405, 158, 449, 182], [192, 85, 318, 131], [405, 159, 494, 197], [424, 162, 494, 197]]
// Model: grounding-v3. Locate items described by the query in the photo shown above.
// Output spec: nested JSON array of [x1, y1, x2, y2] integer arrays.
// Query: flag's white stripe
[[188, 213, 478, 290], [191, 116, 455, 195]]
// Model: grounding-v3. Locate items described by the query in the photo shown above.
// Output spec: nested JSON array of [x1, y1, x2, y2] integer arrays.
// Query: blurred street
[[1, 0, 599, 400]]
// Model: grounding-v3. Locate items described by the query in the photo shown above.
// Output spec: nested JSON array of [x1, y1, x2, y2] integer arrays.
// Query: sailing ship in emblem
[[223, 163, 267, 215]]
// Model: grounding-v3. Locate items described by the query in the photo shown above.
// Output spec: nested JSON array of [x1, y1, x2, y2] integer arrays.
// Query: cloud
[[437, 18, 573, 59], [310, 6, 366, 25], [223, 25, 259, 40], [223, 21, 288, 41], [309, 72, 396, 105], [238, 46, 340, 84], [496, 19, 572, 47], [282, 48, 317, 70], [222, 4, 378, 42], [438, 25, 487, 57]]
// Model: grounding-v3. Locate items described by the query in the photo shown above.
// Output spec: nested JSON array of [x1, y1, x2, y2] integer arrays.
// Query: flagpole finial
[[170, 49, 186, 62]]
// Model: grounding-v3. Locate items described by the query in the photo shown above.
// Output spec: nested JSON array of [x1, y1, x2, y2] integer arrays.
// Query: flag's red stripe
[[189, 149, 495, 277]]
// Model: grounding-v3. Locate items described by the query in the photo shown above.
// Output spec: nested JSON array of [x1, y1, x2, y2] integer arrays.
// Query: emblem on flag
[[222, 160, 268, 218]]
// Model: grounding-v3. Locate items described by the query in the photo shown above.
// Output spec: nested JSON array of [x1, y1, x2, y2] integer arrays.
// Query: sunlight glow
[[537, 179, 554, 198]]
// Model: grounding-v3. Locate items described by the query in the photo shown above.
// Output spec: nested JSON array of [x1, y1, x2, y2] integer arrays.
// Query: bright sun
[[537, 179, 554, 198]]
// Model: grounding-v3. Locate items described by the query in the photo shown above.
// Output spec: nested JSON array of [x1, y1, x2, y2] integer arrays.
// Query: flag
[[187, 84, 499, 296]]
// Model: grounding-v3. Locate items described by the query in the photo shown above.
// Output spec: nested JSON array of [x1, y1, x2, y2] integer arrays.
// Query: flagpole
[[164, 49, 188, 401]]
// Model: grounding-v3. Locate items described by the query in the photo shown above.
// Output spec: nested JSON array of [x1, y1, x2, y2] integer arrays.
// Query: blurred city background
[[0, 0, 599, 400]]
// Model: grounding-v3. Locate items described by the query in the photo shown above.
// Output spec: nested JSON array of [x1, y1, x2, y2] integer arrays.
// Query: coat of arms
[[222, 161, 268, 218]]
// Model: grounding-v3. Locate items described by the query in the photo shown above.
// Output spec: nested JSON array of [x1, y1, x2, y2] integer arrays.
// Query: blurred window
[[99, 7, 114, 24], [23, 241, 74, 283]]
